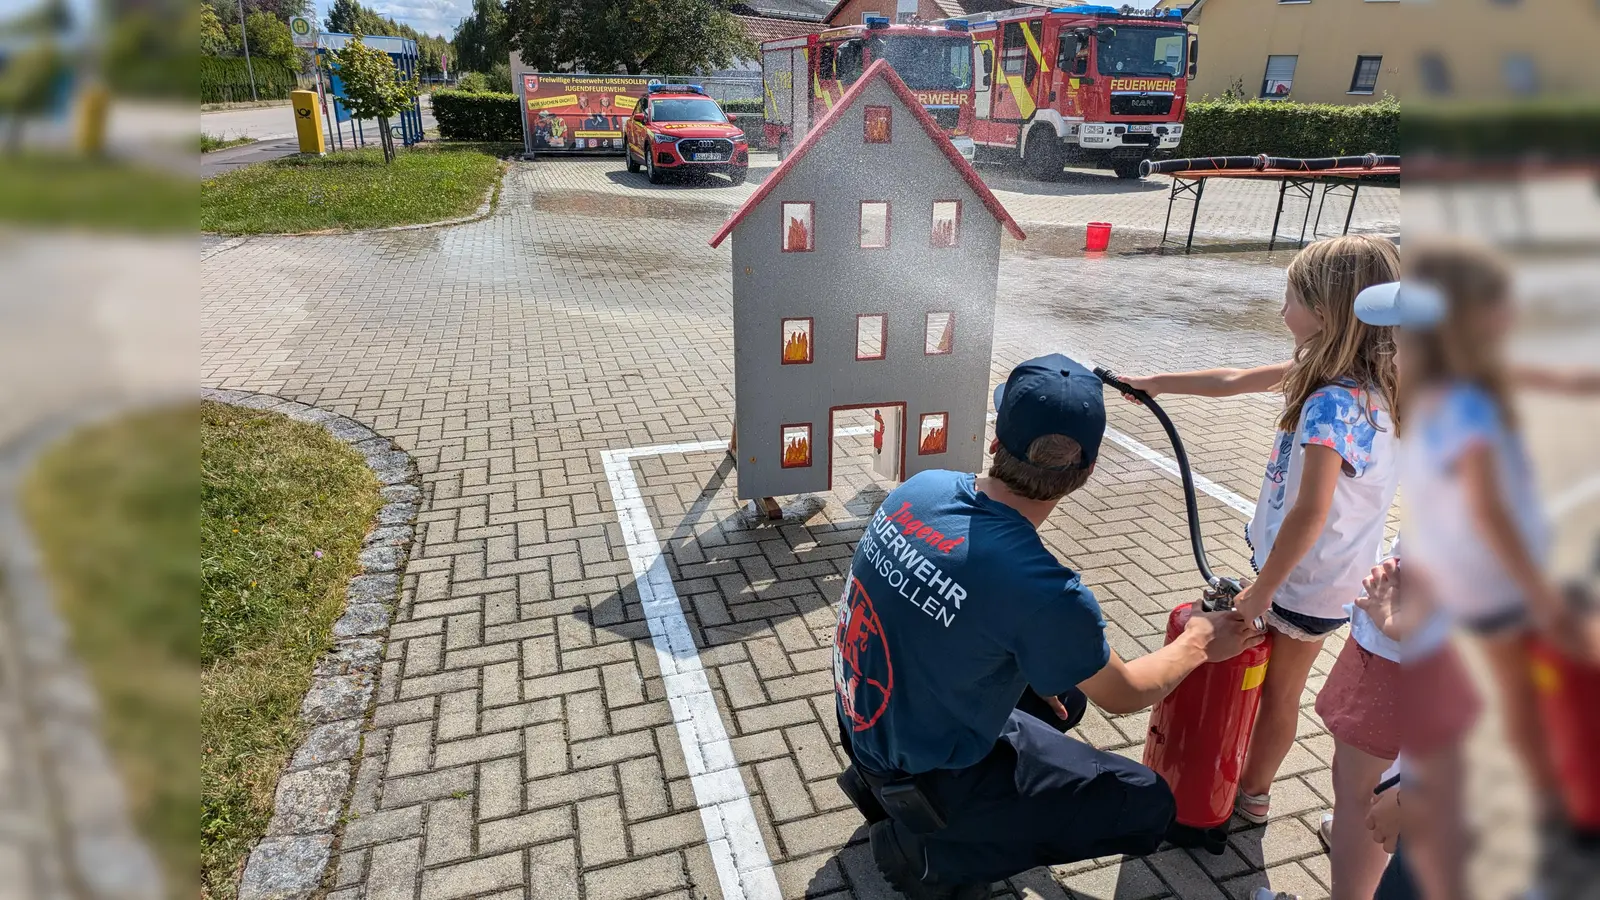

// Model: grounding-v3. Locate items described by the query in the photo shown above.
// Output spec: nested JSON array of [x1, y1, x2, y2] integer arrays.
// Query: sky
[[310, 0, 465, 39]]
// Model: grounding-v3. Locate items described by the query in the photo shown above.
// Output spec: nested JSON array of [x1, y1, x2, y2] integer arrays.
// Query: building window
[[924, 312, 954, 355], [860, 201, 889, 249], [781, 423, 813, 468], [931, 200, 960, 248], [1349, 55, 1382, 94], [1261, 55, 1297, 98], [864, 105, 892, 143], [1418, 52, 1452, 96], [781, 202, 814, 252], [856, 314, 886, 360], [1503, 53, 1539, 95], [918, 413, 949, 455], [781, 317, 813, 364]]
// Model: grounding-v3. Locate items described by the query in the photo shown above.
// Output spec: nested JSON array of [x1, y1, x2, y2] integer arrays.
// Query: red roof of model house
[[709, 59, 1025, 248]]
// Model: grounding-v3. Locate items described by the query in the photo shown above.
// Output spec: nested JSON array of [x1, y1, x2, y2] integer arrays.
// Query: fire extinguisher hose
[[1091, 366, 1217, 584]]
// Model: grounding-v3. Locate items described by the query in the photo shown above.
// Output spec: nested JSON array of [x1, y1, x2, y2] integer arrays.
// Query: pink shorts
[[1316, 640, 1402, 760]]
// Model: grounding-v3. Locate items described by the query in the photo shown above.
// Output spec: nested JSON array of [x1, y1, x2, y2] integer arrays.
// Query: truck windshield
[[870, 37, 973, 91], [651, 98, 728, 123], [1097, 26, 1186, 78]]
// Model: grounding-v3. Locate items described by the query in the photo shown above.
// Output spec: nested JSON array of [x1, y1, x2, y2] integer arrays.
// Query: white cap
[[1353, 281, 1445, 328]]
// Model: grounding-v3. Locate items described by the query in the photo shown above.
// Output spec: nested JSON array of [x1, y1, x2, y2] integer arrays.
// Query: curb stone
[[205, 389, 422, 900]]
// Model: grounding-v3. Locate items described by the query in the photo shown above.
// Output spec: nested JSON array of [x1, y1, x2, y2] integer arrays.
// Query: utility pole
[[237, 0, 258, 101]]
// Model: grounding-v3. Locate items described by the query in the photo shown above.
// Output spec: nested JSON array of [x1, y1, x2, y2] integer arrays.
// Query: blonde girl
[[1120, 234, 1402, 828]]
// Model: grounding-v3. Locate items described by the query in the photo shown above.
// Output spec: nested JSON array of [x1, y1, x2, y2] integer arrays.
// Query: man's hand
[[1355, 558, 1404, 640], [1182, 609, 1267, 663], [1366, 786, 1401, 854], [1036, 688, 1070, 720]]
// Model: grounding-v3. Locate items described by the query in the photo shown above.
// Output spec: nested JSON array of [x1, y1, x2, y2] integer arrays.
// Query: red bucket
[[1086, 221, 1112, 252]]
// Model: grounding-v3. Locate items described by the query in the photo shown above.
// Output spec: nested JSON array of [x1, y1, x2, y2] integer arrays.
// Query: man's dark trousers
[[840, 692, 1177, 885]]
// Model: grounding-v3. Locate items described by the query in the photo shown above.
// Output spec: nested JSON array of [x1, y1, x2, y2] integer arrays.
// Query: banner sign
[[522, 73, 660, 153]]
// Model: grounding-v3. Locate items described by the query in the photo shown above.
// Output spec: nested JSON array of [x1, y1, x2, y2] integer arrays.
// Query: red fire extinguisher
[[1528, 588, 1600, 835], [1096, 367, 1273, 852]]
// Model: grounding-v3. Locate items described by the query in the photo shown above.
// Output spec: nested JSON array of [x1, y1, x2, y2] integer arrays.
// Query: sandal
[[1318, 812, 1333, 849], [1235, 790, 1271, 824]]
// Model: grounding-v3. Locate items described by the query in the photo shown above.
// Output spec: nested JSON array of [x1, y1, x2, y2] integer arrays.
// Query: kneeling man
[[833, 355, 1262, 899]]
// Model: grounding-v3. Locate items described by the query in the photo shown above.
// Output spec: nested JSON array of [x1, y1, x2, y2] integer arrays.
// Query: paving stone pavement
[[200, 160, 1507, 900]]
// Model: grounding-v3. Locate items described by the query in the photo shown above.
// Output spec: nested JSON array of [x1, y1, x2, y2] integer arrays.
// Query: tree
[[324, 36, 415, 162], [506, 0, 753, 75], [200, 3, 228, 55], [0, 40, 67, 152], [228, 10, 299, 68], [452, 0, 509, 73]]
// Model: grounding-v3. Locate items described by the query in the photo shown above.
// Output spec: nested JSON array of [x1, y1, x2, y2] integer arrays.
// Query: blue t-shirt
[[833, 470, 1110, 775]]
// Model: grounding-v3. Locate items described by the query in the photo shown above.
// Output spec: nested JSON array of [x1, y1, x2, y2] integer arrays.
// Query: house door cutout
[[828, 403, 906, 492]]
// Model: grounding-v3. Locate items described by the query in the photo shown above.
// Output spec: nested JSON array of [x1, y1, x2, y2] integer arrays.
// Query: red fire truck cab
[[969, 6, 1195, 179], [761, 18, 976, 161]]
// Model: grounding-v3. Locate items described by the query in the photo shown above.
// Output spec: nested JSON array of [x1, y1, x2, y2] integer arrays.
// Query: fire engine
[[968, 6, 1195, 179], [761, 17, 976, 161]]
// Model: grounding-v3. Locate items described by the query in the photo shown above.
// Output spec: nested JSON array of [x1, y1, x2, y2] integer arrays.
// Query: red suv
[[625, 84, 749, 185]]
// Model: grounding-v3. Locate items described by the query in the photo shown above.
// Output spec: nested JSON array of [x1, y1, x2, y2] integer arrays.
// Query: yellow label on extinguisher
[[1530, 658, 1559, 693], [1241, 661, 1268, 691]]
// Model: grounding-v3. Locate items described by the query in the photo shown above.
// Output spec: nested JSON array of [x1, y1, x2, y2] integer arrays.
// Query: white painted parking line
[[600, 411, 1251, 900]]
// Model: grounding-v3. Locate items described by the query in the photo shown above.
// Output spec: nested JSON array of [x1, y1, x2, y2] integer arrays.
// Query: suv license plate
[[1129, 124, 1153, 133], [693, 153, 722, 161]]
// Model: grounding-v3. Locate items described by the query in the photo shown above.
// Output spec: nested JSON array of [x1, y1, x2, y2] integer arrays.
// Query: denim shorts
[[1267, 603, 1349, 641]]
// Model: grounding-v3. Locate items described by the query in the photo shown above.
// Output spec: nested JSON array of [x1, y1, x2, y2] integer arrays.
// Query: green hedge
[[201, 56, 299, 104], [1402, 101, 1600, 161], [1176, 97, 1398, 159], [432, 89, 523, 142]]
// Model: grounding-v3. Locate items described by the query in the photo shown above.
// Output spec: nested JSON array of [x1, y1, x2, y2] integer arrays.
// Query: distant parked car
[[624, 84, 749, 186]]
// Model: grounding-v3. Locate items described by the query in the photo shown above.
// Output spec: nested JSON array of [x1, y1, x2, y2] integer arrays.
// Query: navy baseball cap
[[991, 354, 1105, 469], [1354, 281, 1444, 328]]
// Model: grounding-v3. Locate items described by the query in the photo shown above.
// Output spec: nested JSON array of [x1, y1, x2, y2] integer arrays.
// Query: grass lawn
[[195, 401, 382, 899], [0, 153, 194, 232], [23, 405, 199, 899], [201, 143, 509, 234], [202, 133, 256, 153]]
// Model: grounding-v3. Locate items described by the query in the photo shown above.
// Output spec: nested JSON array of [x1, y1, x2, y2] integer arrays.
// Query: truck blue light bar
[[944, 18, 969, 30], [649, 83, 705, 94], [1054, 5, 1119, 13], [864, 14, 890, 27]]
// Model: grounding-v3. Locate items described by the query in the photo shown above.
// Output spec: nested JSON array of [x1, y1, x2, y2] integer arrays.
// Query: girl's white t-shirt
[[1402, 383, 1548, 622], [1247, 381, 1400, 622]]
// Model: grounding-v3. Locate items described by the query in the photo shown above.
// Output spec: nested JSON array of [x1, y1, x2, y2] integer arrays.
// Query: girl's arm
[[1458, 443, 1564, 624], [1235, 443, 1343, 621], [1120, 362, 1291, 400], [1514, 364, 1600, 395]]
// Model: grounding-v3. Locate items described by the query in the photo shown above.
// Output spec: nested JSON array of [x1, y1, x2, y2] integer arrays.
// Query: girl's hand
[[1234, 581, 1272, 623], [1366, 787, 1402, 854], [1114, 375, 1162, 406], [1355, 558, 1404, 640]]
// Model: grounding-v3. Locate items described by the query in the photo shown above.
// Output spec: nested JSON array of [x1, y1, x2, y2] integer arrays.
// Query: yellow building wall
[[1187, 0, 1402, 104], [1388, 0, 1600, 102]]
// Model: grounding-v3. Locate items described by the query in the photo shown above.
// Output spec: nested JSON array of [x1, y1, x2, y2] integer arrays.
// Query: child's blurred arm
[[1459, 444, 1567, 632], [1118, 362, 1290, 401], [1235, 444, 1343, 621], [1514, 364, 1600, 395]]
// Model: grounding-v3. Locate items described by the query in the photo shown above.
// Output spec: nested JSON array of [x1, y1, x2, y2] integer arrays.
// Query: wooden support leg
[[759, 497, 782, 520], [728, 424, 737, 454]]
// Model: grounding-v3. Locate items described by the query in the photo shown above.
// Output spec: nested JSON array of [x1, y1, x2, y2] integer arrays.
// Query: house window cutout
[[781, 317, 813, 364], [931, 200, 960, 248], [781, 423, 813, 468], [924, 312, 954, 355], [864, 105, 892, 143], [859, 201, 889, 249], [782, 202, 814, 252], [856, 314, 886, 360], [918, 413, 948, 455]]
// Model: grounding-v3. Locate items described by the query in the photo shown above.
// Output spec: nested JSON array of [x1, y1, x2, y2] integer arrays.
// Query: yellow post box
[[290, 90, 326, 155]]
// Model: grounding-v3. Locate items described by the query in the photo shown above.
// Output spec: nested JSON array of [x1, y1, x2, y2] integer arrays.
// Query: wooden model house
[[710, 59, 1025, 504]]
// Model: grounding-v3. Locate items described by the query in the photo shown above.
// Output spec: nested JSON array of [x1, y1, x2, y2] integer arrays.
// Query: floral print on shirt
[[1262, 384, 1380, 514]]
